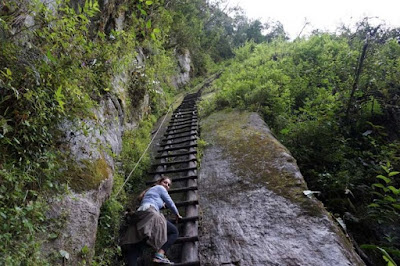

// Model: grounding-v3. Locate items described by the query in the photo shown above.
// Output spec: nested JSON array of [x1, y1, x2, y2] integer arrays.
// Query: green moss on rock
[[201, 109, 323, 216], [64, 156, 111, 192]]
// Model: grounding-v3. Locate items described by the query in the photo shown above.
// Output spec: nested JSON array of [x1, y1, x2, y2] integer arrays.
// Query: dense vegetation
[[202, 19, 400, 265]]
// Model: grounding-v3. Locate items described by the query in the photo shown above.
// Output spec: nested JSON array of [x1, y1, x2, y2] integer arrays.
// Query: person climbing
[[120, 176, 182, 265]]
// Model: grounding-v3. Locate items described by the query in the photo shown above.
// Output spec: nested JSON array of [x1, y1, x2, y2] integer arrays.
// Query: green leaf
[[360, 244, 378, 250], [140, 9, 147, 16], [55, 86, 65, 112], [387, 186, 400, 195], [368, 203, 380, 208], [377, 247, 397, 266], [372, 183, 386, 189], [153, 28, 160, 33], [389, 171, 400, 177], [382, 165, 390, 174], [145, 0, 153, 5], [372, 191, 384, 197], [46, 50, 57, 63], [6, 68, 12, 76], [377, 175, 391, 184], [383, 195, 396, 202], [146, 19, 152, 29], [392, 204, 400, 210], [280, 128, 290, 135]]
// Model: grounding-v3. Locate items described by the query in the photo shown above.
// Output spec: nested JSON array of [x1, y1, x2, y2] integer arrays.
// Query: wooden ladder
[[148, 92, 200, 266]]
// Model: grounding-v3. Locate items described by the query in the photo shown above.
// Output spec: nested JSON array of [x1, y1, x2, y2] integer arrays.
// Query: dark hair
[[137, 176, 171, 202]]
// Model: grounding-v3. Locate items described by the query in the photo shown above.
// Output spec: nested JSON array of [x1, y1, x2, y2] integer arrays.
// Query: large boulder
[[198, 110, 364, 266]]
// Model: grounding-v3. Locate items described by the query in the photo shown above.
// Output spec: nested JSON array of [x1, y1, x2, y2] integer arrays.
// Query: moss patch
[[201, 109, 323, 216], [64, 156, 111, 192]]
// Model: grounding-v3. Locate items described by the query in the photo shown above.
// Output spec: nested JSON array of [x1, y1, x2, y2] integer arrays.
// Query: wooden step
[[175, 200, 198, 207], [157, 143, 197, 153], [169, 118, 197, 125], [155, 151, 197, 159], [166, 125, 197, 133], [161, 133, 197, 142], [175, 107, 197, 112], [170, 114, 197, 120], [168, 120, 197, 128], [148, 167, 197, 175], [151, 158, 197, 167], [175, 236, 199, 244], [168, 186, 198, 194], [172, 110, 197, 116], [159, 138, 197, 147], [164, 128, 197, 137], [175, 216, 199, 224], [169, 117, 197, 124], [146, 175, 198, 185]]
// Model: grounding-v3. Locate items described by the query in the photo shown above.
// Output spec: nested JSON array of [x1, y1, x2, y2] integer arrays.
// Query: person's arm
[[159, 186, 181, 218]]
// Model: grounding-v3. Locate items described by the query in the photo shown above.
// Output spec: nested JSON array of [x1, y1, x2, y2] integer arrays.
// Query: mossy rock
[[63, 156, 112, 192], [200, 109, 323, 216]]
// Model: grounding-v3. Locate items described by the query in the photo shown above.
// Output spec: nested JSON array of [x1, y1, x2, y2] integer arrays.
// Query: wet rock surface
[[198, 110, 364, 266]]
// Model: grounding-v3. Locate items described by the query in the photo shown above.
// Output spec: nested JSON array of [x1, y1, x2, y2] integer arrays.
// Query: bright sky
[[228, 0, 400, 39]]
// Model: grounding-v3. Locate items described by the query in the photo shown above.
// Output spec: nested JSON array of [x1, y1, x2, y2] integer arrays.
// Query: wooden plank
[[163, 128, 197, 137], [154, 151, 197, 159], [159, 138, 197, 147], [161, 133, 197, 142], [151, 158, 196, 167], [175, 236, 199, 244], [157, 143, 197, 153], [166, 125, 197, 133], [148, 167, 197, 175], [175, 200, 198, 207], [168, 186, 198, 194]]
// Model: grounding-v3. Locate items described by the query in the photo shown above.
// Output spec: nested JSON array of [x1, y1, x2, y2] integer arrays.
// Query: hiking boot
[[153, 253, 174, 265]]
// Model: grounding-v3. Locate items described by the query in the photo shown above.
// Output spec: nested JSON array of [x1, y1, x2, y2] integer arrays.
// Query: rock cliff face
[[198, 110, 365, 266], [172, 49, 192, 88]]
